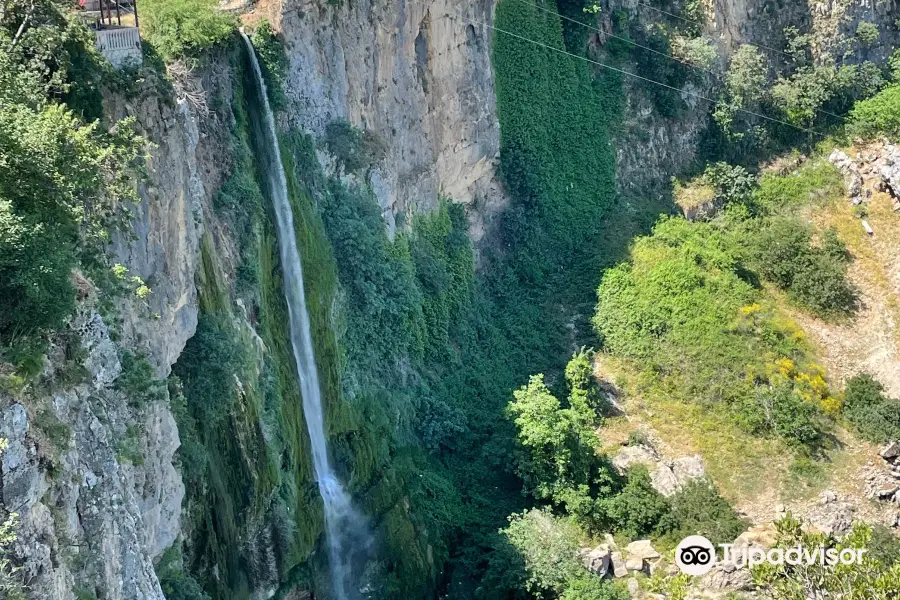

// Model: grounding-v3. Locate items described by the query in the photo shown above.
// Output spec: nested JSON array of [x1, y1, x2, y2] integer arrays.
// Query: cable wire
[[632, 0, 799, 60], [512, 0, 848, 123], [448, 7, 827, 137]]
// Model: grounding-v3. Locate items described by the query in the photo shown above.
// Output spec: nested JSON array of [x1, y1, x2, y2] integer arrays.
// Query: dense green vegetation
[[843, 373, 900, 444], [141, 0, 237, 62], [0, 0, 142, 371], [169, 51, 330, 598], [4, 0, 900, 599], [593, 161, 853, 450], [707, 30, 894, 162], [847, 49, 900, 138]]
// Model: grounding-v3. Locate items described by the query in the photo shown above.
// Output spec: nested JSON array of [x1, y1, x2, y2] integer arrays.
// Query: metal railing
[[94, 26, 140, 52]]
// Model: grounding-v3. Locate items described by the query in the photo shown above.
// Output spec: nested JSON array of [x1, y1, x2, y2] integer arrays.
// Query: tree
[[501, 509, 627, 600], [855, 22, 880, 49], [714, 45, 768, 135], [0, 5, 142, 340], [507, 374, 616, 525], [564, 348, 607, 428]]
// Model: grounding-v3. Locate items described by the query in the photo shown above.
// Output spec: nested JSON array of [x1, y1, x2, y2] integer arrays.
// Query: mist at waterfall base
[[241, 33, 373, 600]]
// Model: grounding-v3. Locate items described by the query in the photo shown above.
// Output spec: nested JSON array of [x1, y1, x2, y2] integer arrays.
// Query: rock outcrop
[[612, 443, 707, 496], [261, 0, 506, 241]]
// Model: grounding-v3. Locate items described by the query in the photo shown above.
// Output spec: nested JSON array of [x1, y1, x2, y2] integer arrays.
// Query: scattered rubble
[[859, 443, 900, 525], [829, 144, 900, 210]]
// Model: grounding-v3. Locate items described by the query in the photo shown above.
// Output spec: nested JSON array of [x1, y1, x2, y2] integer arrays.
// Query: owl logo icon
[[675, 535, 717, 575]]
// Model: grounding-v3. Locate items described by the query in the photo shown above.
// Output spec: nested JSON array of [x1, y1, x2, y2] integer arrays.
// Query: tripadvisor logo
[[675, 535, 867, 576], [675, 535, 717, 575]]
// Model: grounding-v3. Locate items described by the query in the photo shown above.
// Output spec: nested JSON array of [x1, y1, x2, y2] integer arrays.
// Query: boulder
[[651, 455, 706, 497], [611, 444, 658, 473], [626, 539, 660, 561], [581, 546, 610, 576], [610, 551, 628, 578], [733, 523, 778, 550], [881, 442, 900, 460]]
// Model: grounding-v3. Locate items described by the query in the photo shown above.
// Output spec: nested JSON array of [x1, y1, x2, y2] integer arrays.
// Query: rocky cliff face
[[715, 0, 900, 64], [0, 69, 232, 599], [258, 0, 506, 241]]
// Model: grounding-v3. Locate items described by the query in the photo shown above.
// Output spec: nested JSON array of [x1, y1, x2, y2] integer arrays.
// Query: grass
[[592, 352, 873, 514]]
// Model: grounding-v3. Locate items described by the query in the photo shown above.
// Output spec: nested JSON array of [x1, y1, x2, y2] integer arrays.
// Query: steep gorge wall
[[257, 0, 506, 240], [1, 67, 233, 599]]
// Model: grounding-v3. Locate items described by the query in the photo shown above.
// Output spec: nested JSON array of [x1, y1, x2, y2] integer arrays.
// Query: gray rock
[[651, 455, 706, 497], [627, 578, 640, 596], [626, 539, 661, 562], [806, 501, 855, 535], [819, 489, 837, 505], [612, 444, 659, 473], [881, 442, 900, 460], [581, 545, 610, 576], [0, 404, 46, 511], [78, 311, 122, 389], [699, 562, 753, 591], [611, 551, 628, 578]]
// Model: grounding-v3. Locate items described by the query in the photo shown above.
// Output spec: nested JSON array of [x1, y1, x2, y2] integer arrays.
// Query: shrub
[[820, 227, 850, 263], [658, 479, 748, 544], [843, 373, 900, 443], [670, 35, 717, 69], [753, 517, 900, 598], [155, 545, 211, 600], [702, 162, 756, 207], [868, 524, 900, 567], [758, 383, 825, 449], [751, 218, 856, 317], [249, 20, 288, 109], [855, 22, 880, 48], [323, 120, 386, 172], [502, 509, 586, 594], [847, 85, 900, 139], [560, 576, 629, 600], [602, 467, 671, 539], [141, 0, 237, 61], [787, 252, 856, 315]]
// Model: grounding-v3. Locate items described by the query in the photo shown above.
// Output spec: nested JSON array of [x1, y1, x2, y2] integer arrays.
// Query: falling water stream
[[241, 32, 369, 600]]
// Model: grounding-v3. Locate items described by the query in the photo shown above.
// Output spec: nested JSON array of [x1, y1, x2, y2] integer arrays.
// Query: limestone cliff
[[0, 68, 232, 599], [255, 0, 506, 240]]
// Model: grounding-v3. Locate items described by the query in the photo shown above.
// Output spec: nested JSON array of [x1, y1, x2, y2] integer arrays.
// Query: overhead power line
[[632, 0, 798, 61], [442, 6, 827, 138], [512, 0, 848, 123]]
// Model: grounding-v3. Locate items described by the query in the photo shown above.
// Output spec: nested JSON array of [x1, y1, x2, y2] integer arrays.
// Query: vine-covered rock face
[[274, 0, 507, 240]]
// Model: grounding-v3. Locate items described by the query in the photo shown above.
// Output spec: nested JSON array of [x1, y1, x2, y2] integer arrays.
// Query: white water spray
[[241, 32, 369, 600]]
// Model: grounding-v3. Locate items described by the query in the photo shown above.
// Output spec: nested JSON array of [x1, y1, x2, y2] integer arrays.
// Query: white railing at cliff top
[[94, 27, 140, 52]]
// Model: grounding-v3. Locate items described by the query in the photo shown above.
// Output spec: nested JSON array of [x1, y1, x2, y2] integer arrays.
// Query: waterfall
[[240, 32, 370, 600]]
